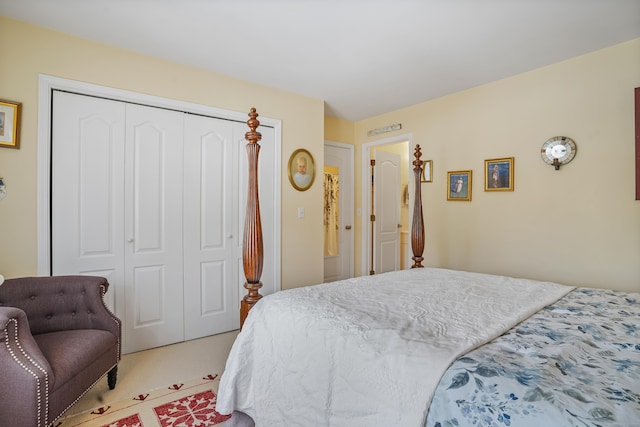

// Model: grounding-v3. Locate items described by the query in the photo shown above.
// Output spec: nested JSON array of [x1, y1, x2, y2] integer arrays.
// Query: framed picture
[[0, 99, 21, 149], [447, 170, 472, 201], [484, 157, 514, 191], [421, 160, 433, 183], [288, 148, 316, 191]]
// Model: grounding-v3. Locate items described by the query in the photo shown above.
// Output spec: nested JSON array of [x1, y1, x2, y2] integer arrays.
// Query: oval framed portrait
[[288, 148, 315, 191]]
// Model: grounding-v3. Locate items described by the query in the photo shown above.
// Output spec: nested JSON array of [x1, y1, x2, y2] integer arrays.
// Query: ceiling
[[2, 0, 639, 122]]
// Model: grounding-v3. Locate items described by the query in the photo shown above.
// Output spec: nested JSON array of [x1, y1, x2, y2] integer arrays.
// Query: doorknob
[[127, 237, 134, 243], [397, 224, 402, 228], [345, 225, 352, 230]]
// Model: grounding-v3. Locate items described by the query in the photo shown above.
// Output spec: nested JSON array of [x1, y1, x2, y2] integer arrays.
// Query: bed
[[217, 109, 640, 426]]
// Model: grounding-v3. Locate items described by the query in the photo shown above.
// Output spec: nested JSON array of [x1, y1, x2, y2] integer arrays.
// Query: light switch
[[298, 207, 305, 218]]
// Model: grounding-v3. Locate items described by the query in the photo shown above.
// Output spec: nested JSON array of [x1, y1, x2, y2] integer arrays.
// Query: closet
[[50, 90, 277, 353]]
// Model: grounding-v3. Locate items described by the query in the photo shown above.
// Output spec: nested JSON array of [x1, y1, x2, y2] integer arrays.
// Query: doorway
[[361, 134, 414, 275], [323, 141, 354, 282]]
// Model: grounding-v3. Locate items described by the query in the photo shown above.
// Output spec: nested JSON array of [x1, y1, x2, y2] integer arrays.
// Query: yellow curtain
[[323, 169, 339, 256]]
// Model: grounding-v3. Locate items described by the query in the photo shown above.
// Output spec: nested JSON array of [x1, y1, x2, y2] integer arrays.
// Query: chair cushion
[[33, 329, 118, 391]]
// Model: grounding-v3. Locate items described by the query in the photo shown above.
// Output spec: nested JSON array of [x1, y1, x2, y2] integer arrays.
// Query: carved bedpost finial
[[411, 144, 425, 268], [413, 144, 423, 168], [240, 107, 264, 329], [245, 107, 262, 145]]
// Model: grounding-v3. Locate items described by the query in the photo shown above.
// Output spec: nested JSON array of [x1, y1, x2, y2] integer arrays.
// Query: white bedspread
[[217, 268, 573, 426]]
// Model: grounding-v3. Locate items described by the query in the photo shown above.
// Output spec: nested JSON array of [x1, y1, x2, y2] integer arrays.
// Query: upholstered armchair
[[0, 276, 121, 426]]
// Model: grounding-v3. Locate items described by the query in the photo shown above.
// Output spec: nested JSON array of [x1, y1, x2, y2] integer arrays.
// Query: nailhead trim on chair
[[51, 361, 119, 426], [100, 284, 122, 360], [4, 318, 49, 427]]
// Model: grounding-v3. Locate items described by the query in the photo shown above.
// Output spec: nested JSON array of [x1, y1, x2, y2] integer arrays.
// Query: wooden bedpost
[[240, 108, 264, 329], [411, 144, 425, 268]]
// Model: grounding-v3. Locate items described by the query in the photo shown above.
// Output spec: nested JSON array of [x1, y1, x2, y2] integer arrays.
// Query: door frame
[[36, 74, 282, 295], [360, 133, 414, 275], [324, 140, 355, 280]]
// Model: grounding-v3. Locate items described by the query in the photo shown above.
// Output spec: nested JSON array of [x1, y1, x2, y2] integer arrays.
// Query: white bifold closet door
[[51, 91, 245, 353], [182, 114, 241, 340]]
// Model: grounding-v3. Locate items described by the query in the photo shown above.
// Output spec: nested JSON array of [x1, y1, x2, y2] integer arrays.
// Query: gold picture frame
[[484, 157, 514, 191], [0, 99, 21, 149], [421, 160, 433, 183], [447, 170, 472, 201], [288, 148, 316, 191]]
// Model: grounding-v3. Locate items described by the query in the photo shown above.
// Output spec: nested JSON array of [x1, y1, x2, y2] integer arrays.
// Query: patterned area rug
[[56, 374, 231, 427]]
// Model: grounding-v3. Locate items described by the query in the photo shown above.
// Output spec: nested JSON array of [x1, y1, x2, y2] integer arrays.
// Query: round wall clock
[[541, 136, 577, 170]]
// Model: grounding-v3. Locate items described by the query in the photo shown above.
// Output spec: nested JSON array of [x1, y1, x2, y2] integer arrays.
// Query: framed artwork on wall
[[447, 170, 472, 201], [421, 160, 433, 183], [288, 148, 316, 191], [0, 99, 21, 149], [484, 157, 514, 191]]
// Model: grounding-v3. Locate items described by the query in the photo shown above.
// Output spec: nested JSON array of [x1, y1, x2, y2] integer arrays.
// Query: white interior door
[[374, 150, 401, 274], [323, 142, 353, 282], [51, 91, 125, 313], [123, 104, 185, 353], [183, 114, 239, 338], [52, 94, 185, 353]]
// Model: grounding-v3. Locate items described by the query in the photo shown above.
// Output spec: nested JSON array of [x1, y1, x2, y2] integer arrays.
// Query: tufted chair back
[[0, 276, 118, 335]]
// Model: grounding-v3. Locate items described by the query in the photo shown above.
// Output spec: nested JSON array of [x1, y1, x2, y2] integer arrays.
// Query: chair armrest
[[0, 276, 121, 344], [0, 307, 54, 426]]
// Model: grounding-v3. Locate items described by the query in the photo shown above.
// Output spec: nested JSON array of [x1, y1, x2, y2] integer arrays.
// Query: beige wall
[[354, 39, 640, 292], [2, 16, 639, 293], [0, 16, 325, 290], [324, 116, 355, 145]]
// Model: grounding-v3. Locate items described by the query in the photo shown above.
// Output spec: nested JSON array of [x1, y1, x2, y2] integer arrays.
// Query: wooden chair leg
[[107, 366, 118, 390]]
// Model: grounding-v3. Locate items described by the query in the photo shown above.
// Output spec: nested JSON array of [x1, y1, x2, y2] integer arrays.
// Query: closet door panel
[[124, 104, 185, 353], [51, 91, 125, 315], [200, 129, 225, 248], [133, 265, 165, 324], [133, 129, 164, 251], [183, 114, 238, 338], [201, 261, 225, 312]]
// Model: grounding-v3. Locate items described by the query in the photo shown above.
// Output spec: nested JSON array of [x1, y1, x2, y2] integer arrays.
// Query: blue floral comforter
[[427, 288, 640, 427]]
